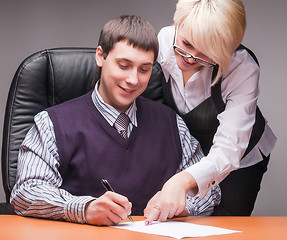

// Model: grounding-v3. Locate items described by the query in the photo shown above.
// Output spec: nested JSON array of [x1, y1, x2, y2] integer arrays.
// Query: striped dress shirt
[[10, 83, 221, 223]]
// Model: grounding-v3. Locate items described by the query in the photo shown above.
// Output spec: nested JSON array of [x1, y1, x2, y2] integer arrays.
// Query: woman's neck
[[182, 69, 199, 86]]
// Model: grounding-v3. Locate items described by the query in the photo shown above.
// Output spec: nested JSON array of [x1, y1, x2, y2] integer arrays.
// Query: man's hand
[[85, 191, 132, 226], [144, 171, 197, 225]]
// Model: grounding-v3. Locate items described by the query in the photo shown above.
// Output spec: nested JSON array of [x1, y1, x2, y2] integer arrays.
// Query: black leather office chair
[[0, 48, 163, 214]]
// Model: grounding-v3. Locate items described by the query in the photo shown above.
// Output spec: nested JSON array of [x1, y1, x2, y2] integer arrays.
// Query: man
[[10, 15, 220, 226]]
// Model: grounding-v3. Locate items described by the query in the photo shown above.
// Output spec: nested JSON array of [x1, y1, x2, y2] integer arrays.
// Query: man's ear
[[95, 46, 104, 67]]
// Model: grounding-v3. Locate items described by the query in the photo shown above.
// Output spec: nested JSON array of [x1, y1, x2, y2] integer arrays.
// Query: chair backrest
[[1, 47, 164, 203], [1, 48, 98, 202]]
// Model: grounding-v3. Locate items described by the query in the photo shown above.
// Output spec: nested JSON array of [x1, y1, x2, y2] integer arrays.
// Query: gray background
[[0, 0, 286, 216]]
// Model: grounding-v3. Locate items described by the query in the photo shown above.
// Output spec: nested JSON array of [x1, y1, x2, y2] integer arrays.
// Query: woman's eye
[[183, 40, 192, 47], [182, 40, 195, 50]]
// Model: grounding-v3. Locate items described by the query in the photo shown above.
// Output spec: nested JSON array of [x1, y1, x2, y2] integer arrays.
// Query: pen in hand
[[101, 179, 134, 223]]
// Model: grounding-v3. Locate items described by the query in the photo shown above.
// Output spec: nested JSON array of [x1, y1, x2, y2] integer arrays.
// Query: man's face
[[96, 41, 154, 112]]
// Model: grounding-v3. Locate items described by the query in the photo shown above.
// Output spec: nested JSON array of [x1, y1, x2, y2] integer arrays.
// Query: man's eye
[[139, 68, 148, 73], [119, 64, 128, 69]]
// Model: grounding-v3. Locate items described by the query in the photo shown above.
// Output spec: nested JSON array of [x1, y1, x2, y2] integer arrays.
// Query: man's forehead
[[110, 41, 154, 65]]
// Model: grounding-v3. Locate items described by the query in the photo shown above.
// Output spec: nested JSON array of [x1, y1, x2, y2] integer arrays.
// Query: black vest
[[155, 45, 265, 157], [47, 91, 182, 215]]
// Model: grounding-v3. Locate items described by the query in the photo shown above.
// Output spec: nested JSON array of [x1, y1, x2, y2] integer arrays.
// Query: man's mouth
[[119, 86, 135, 93]]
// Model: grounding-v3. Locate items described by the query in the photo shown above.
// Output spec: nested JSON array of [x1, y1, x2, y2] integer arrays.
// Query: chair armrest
[[0, 202, 16, 215]]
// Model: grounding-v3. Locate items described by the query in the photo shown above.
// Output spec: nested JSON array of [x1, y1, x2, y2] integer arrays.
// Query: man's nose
[[125, 69, 138, 85]]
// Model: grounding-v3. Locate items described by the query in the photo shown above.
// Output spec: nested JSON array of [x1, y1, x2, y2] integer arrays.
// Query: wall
[[0, 0, 286, 216]]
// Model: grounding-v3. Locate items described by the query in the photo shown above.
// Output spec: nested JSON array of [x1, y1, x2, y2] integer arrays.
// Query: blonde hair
[[174, 0, 246, 85]]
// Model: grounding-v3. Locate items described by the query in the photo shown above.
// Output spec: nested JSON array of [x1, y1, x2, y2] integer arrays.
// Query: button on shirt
[[10, 82, 221, 224], [158, 26, 277, 198]]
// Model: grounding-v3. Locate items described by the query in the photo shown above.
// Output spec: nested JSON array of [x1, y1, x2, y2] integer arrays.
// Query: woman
[[144, 0, 276, 223]]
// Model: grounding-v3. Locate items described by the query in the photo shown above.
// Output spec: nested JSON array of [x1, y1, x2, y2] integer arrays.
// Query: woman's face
[[174, 26, 214, 78]]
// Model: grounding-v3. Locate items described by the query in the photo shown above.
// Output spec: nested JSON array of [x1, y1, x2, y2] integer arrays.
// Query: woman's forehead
[[178, 24, 194, 44]]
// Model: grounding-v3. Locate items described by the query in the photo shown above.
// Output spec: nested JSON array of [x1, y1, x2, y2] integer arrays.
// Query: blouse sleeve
[[176, 115, 221, 215], [185, 49, 261, 198]]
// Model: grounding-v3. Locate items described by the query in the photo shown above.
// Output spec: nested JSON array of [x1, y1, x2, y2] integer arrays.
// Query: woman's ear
[[95, 46, 104, 67]]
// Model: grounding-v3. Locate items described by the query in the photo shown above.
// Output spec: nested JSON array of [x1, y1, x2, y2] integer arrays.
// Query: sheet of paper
[[112, 220, 241, 239]]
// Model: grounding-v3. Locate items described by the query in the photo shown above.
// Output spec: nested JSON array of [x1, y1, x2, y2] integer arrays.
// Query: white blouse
[[158, 26, 277, 198]]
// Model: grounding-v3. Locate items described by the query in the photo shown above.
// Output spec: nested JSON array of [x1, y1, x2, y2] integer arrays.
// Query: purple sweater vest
[[47, 91, 182, 215]]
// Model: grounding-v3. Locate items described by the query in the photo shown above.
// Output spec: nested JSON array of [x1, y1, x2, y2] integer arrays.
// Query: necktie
[[114, 113, 130, 139]]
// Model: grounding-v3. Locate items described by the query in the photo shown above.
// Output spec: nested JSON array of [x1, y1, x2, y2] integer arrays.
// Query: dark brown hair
[[93, 15, 158, 84]]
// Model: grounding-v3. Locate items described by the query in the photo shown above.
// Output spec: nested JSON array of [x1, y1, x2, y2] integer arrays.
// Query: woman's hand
[[85, 191, 132, 226], [144, 171, 197, 225]]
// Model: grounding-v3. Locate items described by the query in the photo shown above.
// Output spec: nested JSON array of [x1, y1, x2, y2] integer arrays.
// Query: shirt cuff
[[184, 159, 218, 199], [64, 196, 96, 224]]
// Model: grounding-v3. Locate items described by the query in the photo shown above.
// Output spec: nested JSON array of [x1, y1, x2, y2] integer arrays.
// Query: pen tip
[[128, 216, 134, 223]]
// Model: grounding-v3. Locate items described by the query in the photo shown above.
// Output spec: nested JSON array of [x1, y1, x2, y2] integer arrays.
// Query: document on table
[[112, 220, 241, 239]]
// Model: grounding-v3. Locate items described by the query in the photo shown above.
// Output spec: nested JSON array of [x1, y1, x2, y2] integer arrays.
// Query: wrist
[[180, 171, 198, 193], [84, 199, 97, 224]]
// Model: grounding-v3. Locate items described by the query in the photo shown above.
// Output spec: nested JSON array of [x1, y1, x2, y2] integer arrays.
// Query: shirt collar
[[91, 81, 137, 127], [161, 46, 181, 82]]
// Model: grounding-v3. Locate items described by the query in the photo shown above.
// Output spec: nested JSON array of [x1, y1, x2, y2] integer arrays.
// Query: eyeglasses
[[173, 27, 216, 67], [173, 45, 216, 67]]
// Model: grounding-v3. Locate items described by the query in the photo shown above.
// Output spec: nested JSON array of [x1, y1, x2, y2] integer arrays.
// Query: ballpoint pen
[[101, 179, 134, 223]]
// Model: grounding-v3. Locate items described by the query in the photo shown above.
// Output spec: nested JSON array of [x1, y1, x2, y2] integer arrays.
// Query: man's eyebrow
[[142, 62, 153, 66], [116, 58, 132, 62], [116, 58, 153, 66]]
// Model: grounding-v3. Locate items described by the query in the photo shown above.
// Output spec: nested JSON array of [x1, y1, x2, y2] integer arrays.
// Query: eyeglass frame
[[173, 26, 216, 67]]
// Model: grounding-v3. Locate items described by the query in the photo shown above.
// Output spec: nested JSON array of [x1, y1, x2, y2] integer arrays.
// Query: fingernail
[[145, 221, 149, 226]]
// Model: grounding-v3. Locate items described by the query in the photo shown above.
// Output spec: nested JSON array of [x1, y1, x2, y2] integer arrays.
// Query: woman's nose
[[184, 55, 197, 64]]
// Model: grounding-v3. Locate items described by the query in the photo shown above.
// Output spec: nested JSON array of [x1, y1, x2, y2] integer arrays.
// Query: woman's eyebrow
[[180, 35, 192, 46]]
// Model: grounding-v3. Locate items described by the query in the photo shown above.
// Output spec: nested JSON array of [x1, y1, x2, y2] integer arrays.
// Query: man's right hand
[[85, 191, 132, 226]]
